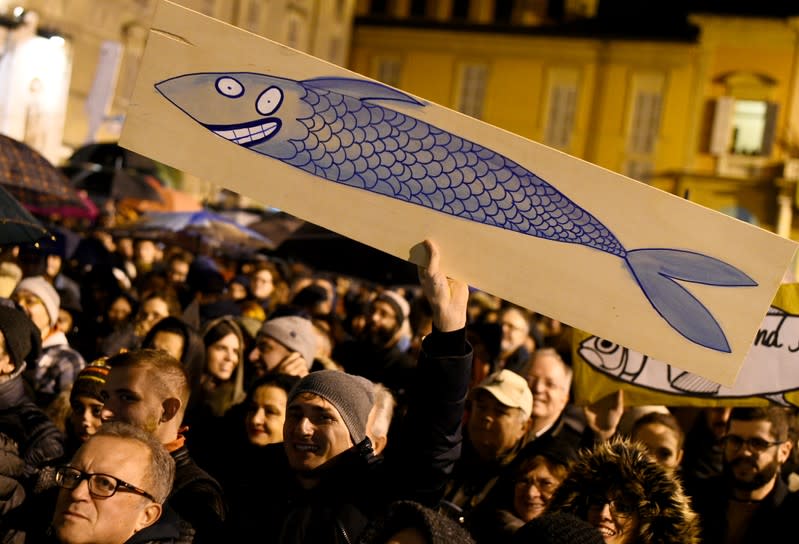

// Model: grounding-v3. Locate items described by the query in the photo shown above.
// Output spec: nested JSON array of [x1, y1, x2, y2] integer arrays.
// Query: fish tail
[[625, 248, 757, 353]]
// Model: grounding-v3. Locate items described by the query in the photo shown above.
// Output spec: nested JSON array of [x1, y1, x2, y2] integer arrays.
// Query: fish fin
[[669, 369, 721, 394], [626, 249, 757, 353], [764, 394, 791, 406], [302, 77, 425, 106]]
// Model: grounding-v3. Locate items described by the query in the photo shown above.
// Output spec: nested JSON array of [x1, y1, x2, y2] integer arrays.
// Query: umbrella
[[67, 142, 161, 175], [61, 164, 165, 205], [271, 221, 419, 285], [113, 209, 275, 254], [247, 211, 307, 249], [0, 183, 50, 245], [0, 134, 96, 218], [117, 176, 202, 213]]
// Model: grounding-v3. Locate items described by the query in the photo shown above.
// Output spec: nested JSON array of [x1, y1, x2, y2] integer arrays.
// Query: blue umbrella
[[116, 209, 276, 253]]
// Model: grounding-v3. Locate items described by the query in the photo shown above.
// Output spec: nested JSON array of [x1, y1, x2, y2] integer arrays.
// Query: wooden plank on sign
[[119, 0, 798, 387]]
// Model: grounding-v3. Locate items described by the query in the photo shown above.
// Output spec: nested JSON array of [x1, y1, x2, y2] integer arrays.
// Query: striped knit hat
[[70, 359, 111, 403]]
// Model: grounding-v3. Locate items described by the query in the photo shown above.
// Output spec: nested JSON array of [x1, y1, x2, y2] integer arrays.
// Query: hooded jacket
[[546, 438, 701, 544]]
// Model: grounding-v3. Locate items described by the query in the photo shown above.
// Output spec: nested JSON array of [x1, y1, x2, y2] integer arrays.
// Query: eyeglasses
[[55, 466, 156, 502], [587, 495, 635, 519], [721, 435, 783, 453]]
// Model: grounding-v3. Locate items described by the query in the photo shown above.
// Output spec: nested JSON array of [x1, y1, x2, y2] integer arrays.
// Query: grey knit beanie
[[287, 370, 375, 444], [258, 316, 318, 369]]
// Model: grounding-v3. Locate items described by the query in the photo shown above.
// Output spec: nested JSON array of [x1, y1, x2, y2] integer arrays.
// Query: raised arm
[[389, 239, 473, 506], [417, 239, 469, 333]]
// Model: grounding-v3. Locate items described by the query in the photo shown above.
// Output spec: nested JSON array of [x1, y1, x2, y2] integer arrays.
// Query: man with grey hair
[[228, 239, 473, 542], [51, 421, 193, 544], [366, 382, 397, 457]]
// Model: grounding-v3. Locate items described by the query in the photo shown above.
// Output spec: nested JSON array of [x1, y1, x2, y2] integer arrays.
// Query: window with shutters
[[455, 63, 489, 119], [628, 91, 663, 155], [374, 57, 402, 87], [543, 68, 579, 150], [624, 72, 664, 181], [244, 0, 263, 33]]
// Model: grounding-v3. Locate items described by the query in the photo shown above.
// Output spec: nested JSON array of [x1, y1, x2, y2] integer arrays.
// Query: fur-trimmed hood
[[546, 437, 700, 544]]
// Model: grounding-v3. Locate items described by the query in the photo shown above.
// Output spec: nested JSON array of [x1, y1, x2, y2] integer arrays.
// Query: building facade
[[350, 0, 799, 245]]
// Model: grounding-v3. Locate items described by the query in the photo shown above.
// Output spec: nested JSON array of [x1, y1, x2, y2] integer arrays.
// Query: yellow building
[[350, 1, 799, 243]]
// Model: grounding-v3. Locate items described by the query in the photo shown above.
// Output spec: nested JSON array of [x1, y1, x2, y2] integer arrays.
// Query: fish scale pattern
[[283, 85, 626, 257]]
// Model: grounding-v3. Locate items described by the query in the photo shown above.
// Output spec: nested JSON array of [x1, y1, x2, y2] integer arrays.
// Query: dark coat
[[692, 473, 799, 544], [125, 505, 195, 544], [168, 445, 226, 544], [228, 328, 473, 543], [0, 366, 64, 478]]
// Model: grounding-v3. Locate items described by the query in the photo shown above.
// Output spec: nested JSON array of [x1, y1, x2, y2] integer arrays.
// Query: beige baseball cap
[[472, 369, 533, 417]]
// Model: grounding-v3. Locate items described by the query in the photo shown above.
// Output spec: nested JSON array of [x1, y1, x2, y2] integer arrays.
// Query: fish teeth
[[214, 121, 278, 144]]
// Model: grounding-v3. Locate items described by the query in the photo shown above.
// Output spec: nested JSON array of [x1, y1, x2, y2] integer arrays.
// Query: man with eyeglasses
[[691, 406, 799, 544], [51, 421, 192, 544]]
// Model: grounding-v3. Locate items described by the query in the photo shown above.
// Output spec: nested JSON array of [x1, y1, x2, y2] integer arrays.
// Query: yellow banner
[[572, 283, 799, 407]]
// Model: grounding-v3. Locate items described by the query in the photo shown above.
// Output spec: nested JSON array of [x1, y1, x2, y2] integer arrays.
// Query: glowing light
[[12, 6, 23, 17]]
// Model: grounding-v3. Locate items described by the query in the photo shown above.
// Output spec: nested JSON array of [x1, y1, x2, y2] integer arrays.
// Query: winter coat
[[167, 445, 226, 544], [692, 473, 799, 544], [546, 437, 701, 544], [124, 505, 195, 544], [228, 327, 473, 543], [0, 364, 64, 477]]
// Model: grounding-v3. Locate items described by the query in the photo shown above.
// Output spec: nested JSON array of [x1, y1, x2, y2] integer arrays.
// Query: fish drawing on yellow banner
[[573, 283, 799, 407]]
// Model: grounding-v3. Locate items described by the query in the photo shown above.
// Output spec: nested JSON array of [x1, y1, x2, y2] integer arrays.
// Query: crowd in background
[[0, 205, 797, 544]]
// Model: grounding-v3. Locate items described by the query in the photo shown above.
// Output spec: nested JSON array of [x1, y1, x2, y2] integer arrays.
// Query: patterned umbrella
[[0, 134, 96, 217], [0, 183, 50, 245], [113, 209, 276, 255]]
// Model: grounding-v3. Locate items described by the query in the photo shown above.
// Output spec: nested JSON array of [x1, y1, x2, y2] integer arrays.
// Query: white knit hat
[[13, 276, 60, 327]]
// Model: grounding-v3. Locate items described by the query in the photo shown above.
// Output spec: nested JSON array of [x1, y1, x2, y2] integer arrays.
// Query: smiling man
[[228, 239, 473, 543], [51, 422, 182, 544]]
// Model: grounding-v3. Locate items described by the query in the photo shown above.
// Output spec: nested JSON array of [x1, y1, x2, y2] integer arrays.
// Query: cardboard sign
[[573, 282, 799, 407], [119, 0, 798, 386]]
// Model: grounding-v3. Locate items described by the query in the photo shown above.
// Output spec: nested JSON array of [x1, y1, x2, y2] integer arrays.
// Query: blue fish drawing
[[155, 72, 757, 353]]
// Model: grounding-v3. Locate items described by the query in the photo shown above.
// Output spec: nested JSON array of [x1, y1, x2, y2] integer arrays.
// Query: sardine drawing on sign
[[155, 72, 757, 352], [578, 310, 799, 406]]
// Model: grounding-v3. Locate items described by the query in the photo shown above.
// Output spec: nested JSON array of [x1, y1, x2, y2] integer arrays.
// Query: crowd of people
[[0, 209, 797, 544]]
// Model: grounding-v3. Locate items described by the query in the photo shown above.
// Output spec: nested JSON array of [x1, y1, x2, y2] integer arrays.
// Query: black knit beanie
[[512, 512, 604, 544], [359, 500, 476, 544], [287, 370, 375, 444], [0, 305, 41, 369]]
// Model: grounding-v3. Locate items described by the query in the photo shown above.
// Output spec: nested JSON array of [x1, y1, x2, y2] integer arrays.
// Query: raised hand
[[417, 239, 469, 333]]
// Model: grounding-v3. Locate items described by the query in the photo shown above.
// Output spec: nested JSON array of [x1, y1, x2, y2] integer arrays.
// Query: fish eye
[[256, 86, 283, 115], [215, 77, 244, 98], [595, 339, 619, 355]]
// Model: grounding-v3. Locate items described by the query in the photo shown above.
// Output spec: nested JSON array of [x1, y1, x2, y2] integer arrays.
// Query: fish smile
[[204, 117, 281, 147]]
